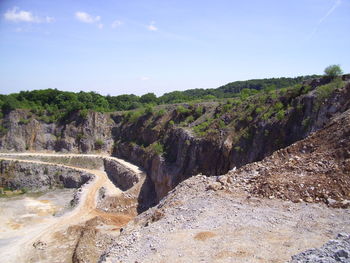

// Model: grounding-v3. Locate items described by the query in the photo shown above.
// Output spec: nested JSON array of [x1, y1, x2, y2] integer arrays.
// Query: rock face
[[113, 78, 350, 200], [0, 159, 93, 191], [103, 158, 142, 191], [0, 111, 115, 153], [1, 76, 350, 201], [290, 233, 350, 263], [213, 108, 350, 207]]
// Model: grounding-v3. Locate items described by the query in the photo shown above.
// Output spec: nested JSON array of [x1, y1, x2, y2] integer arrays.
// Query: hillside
[[0, 74, 349, 262], [0, 75, 316, 121], [0, 75, 349, 202], [101, 107, 350, 262]]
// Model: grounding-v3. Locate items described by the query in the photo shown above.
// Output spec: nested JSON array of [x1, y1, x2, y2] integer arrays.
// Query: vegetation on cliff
[[0, 75, 317, 123]]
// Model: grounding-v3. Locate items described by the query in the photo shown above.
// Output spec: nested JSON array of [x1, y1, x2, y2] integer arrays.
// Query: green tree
[[324, 65, 343, 78], [1, 95, 19, 114], [140, 93, 157, 104]]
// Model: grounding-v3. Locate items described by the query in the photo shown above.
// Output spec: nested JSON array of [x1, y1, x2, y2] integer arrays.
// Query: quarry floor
[[0, 153, 349, 263]]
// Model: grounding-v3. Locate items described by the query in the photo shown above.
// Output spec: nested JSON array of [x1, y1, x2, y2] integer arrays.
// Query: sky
[[0, 0, 349, 96]]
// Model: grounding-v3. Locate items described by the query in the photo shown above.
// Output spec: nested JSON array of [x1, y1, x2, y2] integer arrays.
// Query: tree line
[[0, 75, 318, 119]]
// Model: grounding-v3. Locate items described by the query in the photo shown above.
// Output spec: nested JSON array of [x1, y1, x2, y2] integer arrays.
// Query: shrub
[[150, 142, 164, 155], [157, 109, 165, 116], [218, 120, 226, 128], [76, 133, 86, 141], [126, 109, 145, 123], [79, 109, 89, 119], [314, 78, 343, 111], [276, 109, 285, 120], [95, 139, 104, 149], [302, 117, 311, 128], [169, 120, 175, 126], [193, 118, 213, 136], [176, 105, 190, 114], [222, 104, 232, 113], [145, 104, 154, 114], [18, 118, 30, 125], [234, 146, 242, 152], [0, 125, 8, 136], [273, 102, 284, 112], [195, 106, 204, 117], [324, 64, 343, 78], [255, 107, 264, 114], [185, 115, 195, 124]]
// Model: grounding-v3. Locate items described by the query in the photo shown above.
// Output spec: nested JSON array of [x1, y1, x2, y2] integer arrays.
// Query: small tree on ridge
[[324, 64, 343, 78]]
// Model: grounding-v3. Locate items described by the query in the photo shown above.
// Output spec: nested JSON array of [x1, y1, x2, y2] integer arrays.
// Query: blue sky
[[0, 0, 349, 96]]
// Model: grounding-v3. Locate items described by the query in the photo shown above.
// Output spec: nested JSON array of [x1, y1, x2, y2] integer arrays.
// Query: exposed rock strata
[[0, 159, 92, 190], [113, 78, 350, 200], [1, 77, 350, 201]]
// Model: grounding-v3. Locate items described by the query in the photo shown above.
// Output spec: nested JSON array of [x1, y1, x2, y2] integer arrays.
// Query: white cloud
[[140, 76, 150, 81], [4, 7, 53, 23], [111, 20, 123, 28], [75, 11, 100, 24], [147, 21, 158, 31], [98, 23, 104, 29], [45, 16, 54, 23]]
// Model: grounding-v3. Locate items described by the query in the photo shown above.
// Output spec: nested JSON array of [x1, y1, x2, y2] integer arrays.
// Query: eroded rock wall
[[0, 111, 115, 153], [0, 159, 93, 191]]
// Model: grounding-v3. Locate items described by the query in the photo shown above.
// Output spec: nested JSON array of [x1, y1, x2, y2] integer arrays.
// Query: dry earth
[[100, 176, 350, 263], [0, 154, 144, 263]]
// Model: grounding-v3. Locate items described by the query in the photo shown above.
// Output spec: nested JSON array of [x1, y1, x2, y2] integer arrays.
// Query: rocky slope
[[99, 108, 350, 263], [214, 108, 350, 207], [290, 233, 350, 263], [1, 76, 349, 202], [0, 76, 349, 262], [112, 76, 350, 200]]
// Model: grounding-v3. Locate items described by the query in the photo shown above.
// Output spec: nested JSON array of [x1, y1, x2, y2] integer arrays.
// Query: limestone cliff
[[1, 76, 349, 201]]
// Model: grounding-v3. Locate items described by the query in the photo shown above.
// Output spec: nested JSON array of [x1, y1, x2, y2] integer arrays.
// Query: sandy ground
[[0, 189, 74, 247], [0, 153, 139, 263]]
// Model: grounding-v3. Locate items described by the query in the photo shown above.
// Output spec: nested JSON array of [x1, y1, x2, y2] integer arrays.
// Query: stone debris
[[290, 233, 350, 263]]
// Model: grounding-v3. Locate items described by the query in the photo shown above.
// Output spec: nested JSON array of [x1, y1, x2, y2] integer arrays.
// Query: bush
[[79, 109, 89, 119], [126, 109, 145, 123], [315, 78, 343, 106], [18, 118, 30, 125], [145, 104, 154, 114], [276, 109, 285, 120], [95, 139, 104, 149], [255, 107, 264, 114], [193, 118, 213, 136], [157, 109, 165, 116], [176, 105, 190, 114], [195, 106, 204, 117], [150, 142, 164, 155], [76, 133, 86, 141], [0, 125, 7, 136], [324, 64, 343, 78], [185, 115, 195, 124]]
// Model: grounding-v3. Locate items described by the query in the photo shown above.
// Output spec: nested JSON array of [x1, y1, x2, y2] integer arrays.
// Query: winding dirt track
[[0, 153, 141, 263]]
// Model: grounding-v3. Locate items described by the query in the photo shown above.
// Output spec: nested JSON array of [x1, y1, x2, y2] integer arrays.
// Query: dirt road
[[0, 153, 140, 263]]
